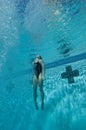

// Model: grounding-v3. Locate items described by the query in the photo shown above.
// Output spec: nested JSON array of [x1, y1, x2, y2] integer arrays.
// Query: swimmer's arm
[[40, 61, 45, 79], [32, 58, 38, 65]]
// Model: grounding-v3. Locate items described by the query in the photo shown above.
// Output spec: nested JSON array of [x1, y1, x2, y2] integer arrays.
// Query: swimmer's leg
[[33, 76, 38, 110], [39, 80, 44, 110]]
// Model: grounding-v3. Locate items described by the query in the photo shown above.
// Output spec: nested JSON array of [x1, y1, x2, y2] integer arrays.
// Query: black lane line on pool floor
[[46, 52, 86, 69], [0, 52, 86, 80]]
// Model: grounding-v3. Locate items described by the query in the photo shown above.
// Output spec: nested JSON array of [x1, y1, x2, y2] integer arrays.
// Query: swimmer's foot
[[41, 102, 44, 110], [35, 103, 39, 110]]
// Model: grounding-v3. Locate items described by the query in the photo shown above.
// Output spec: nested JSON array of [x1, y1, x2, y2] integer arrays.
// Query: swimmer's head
[[36, 55, 42, 59]]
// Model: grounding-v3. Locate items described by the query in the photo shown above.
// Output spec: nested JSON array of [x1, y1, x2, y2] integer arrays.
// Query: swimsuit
[[34, 61, 42, 79]]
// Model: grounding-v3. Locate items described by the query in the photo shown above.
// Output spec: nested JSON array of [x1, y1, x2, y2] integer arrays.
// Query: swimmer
[[32, 55, 45, 110]]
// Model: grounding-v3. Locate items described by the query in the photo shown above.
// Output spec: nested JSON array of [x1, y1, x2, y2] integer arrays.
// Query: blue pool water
[[0, 0, 86, 130]]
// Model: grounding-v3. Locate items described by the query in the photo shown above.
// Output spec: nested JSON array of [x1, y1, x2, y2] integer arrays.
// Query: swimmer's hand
[[42, 74, 44, 80], [32, 58, 39, 65]]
